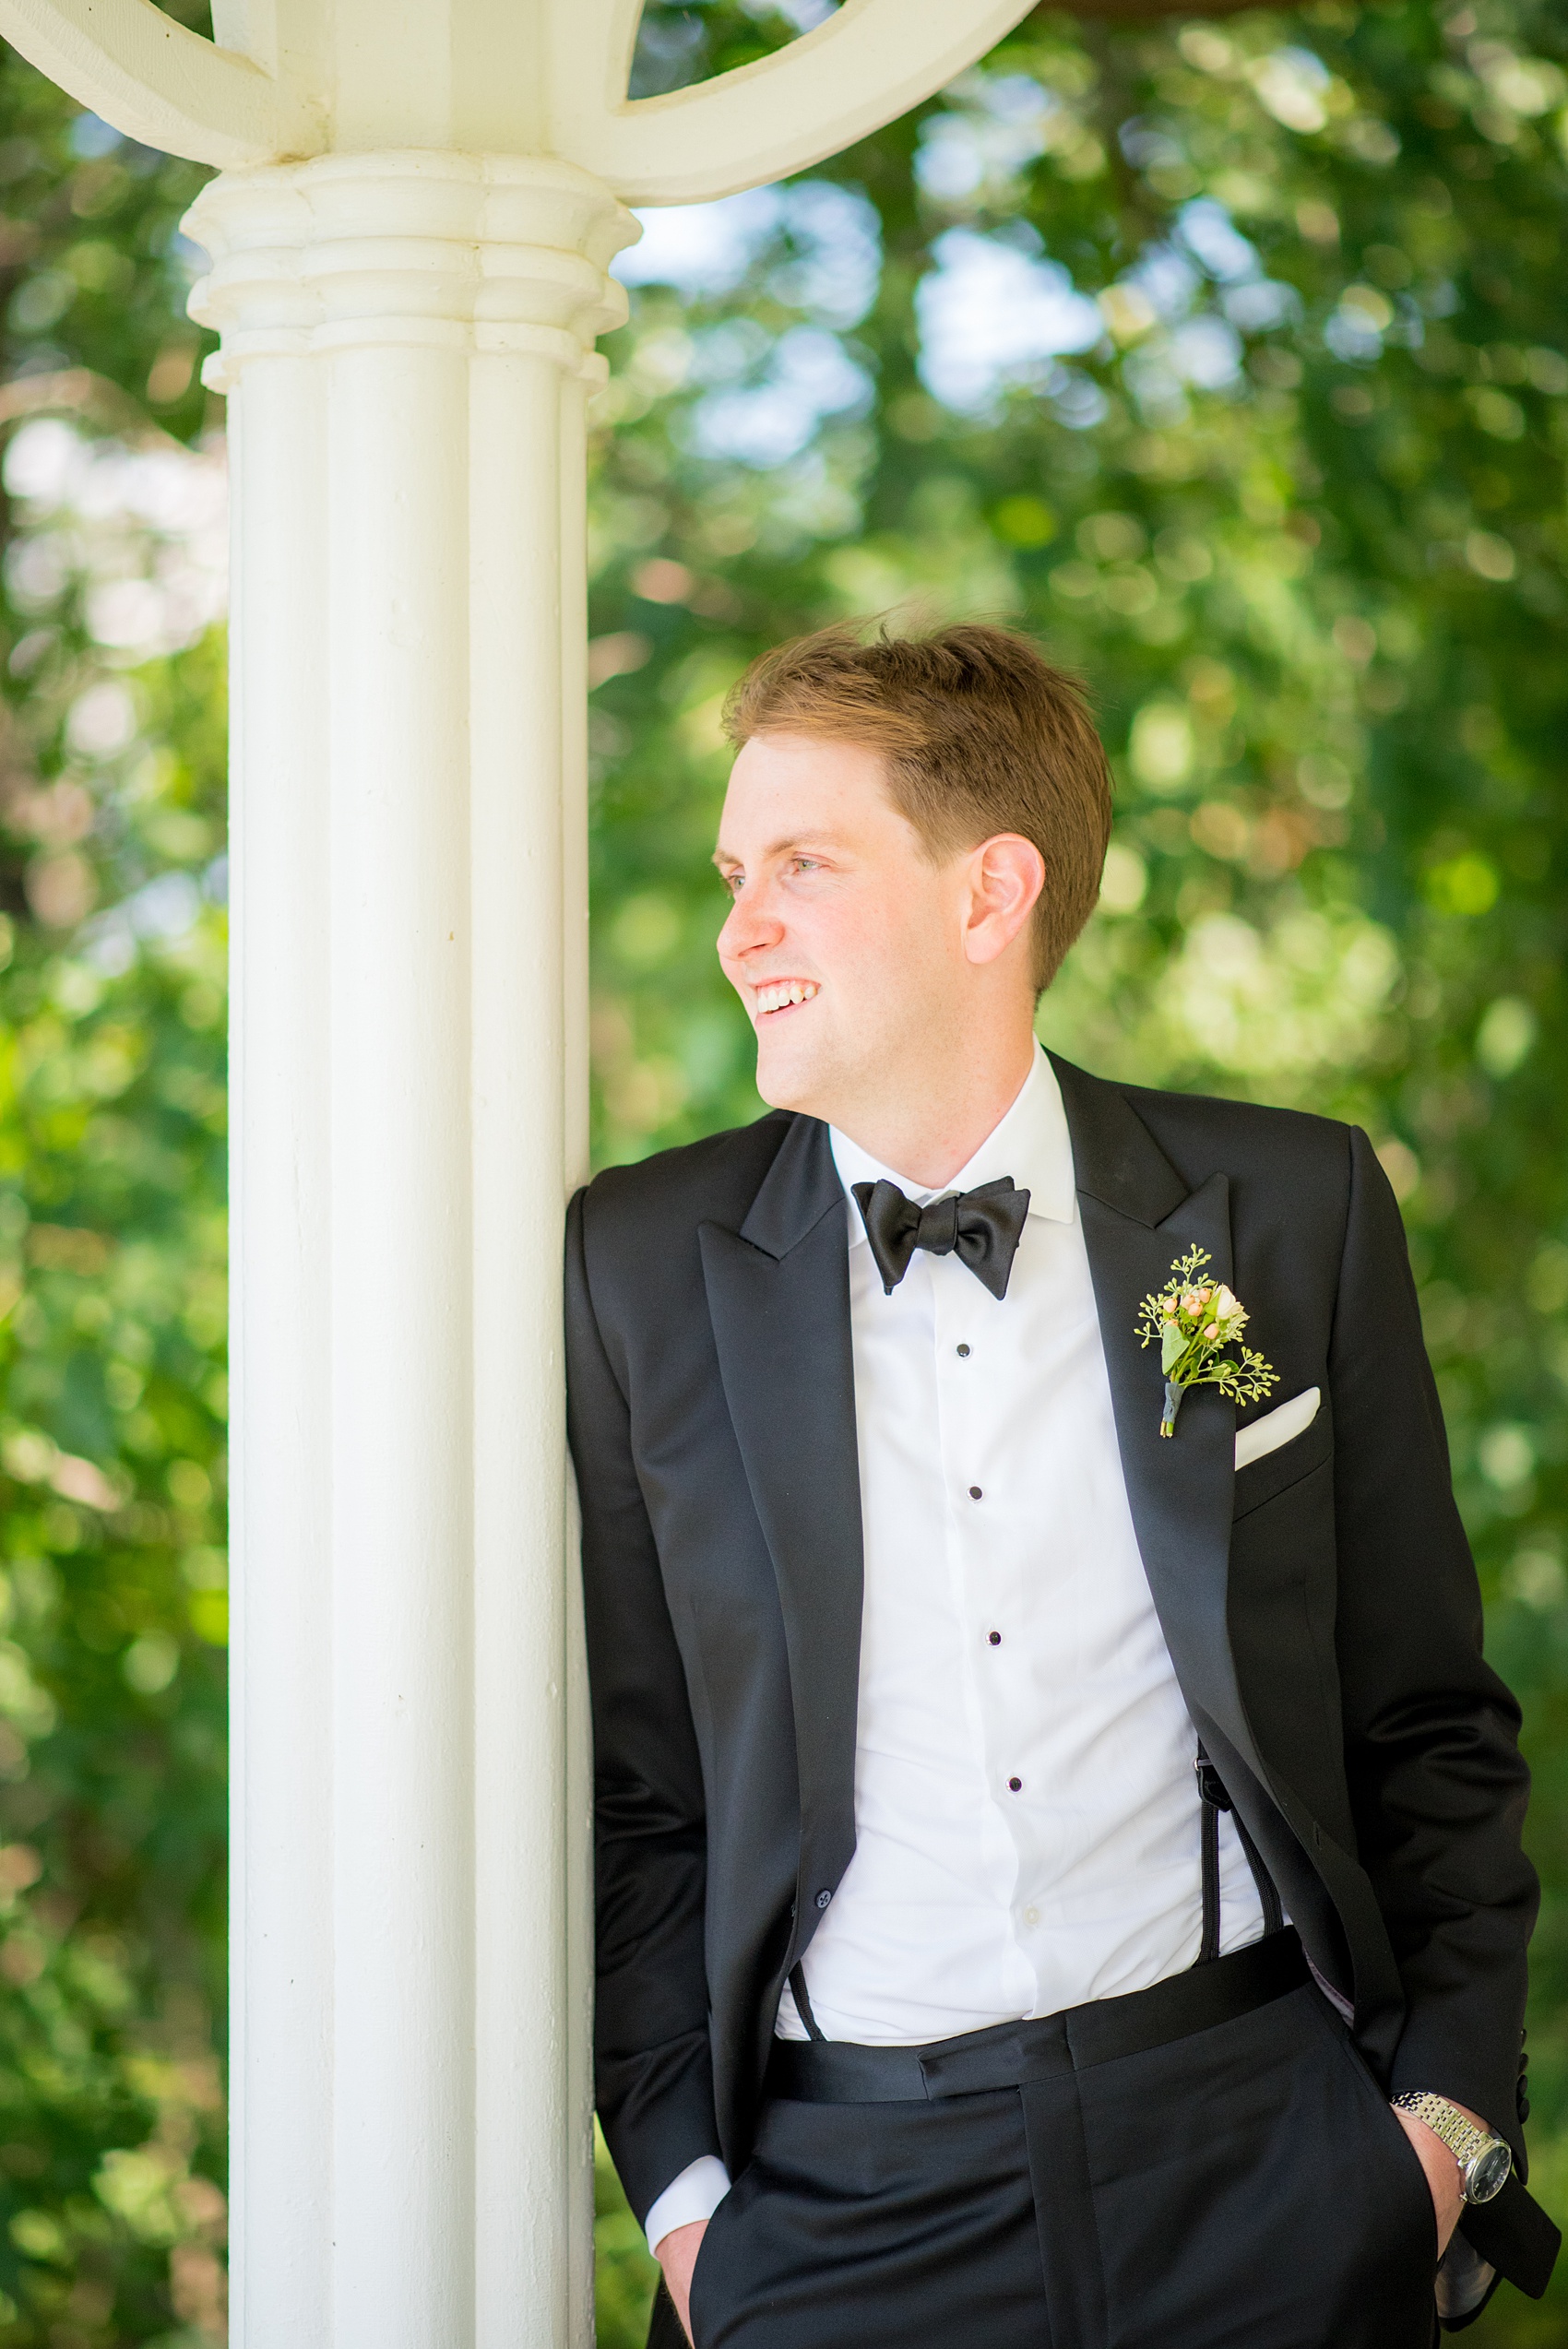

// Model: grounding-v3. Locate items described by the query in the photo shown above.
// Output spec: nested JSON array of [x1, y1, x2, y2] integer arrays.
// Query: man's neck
[[827, 1035, 1039, 1192]]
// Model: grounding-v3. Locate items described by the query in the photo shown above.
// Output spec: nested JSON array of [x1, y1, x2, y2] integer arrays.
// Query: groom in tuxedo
[[566, 623, 1557, 2347]]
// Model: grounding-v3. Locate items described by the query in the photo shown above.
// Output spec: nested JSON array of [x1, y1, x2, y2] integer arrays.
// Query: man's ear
[[963, 833, 1045, 968]]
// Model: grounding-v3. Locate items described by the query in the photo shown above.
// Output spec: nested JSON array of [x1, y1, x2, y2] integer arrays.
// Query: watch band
[[1391, 2091, 1511, 2204]]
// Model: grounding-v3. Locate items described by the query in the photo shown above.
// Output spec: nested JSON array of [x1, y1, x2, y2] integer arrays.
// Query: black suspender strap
[[789, 1960, 827, 2043], [1194, 1743, 1284, 1962], [1197, 1778, 1223, 1964], [1234, 1809, 1286, 1940]]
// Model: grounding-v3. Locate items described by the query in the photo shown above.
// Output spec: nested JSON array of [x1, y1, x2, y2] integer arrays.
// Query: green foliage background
[[0, 0, 1562, 2342]]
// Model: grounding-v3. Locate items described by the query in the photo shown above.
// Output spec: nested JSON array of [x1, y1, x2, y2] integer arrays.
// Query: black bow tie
[[851, 1177, 1030, 1302]]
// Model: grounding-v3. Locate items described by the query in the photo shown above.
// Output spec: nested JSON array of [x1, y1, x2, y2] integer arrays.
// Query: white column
[[224, 339, 333, 2346], [189, 151, 635, 2349], [556, 364, 598, 2349]]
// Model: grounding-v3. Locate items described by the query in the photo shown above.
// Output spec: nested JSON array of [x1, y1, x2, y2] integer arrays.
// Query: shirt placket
[[931, 1248, 1039, 2017]]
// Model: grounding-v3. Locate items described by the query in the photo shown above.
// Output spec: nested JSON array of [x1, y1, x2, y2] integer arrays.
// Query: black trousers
[[661, 1983, 1438, 2349]]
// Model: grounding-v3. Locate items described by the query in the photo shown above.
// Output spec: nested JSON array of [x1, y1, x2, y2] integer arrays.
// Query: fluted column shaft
[[188, 151, 633, 2349]]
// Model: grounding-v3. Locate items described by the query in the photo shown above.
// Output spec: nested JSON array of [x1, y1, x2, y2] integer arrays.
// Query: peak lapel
[[1052, 1057, 1263, 1780], [699, 1115, 861, 1915]]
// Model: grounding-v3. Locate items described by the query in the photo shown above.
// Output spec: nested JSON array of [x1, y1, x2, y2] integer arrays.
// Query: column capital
[[186, 150, 636, 389]]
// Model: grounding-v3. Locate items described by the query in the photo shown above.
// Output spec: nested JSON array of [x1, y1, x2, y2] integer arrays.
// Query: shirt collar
[[828, 1045, 1076, 1245]]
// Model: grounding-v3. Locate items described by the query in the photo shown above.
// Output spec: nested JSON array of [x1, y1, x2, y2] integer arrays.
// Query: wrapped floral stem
[[1135, 1245, 1278, 1439]]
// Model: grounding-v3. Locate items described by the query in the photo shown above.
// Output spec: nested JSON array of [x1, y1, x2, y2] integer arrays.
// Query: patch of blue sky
[[1176, 197, 1260, 283], [767, 183, 883, 327], [1324, 311, 1385, 365], [1174, 197, 1300, 335], [1119, 118, 1187, 174], [84, 871, 205, 976], [1224, 279, 1301, 332], [1167, 315, 1244, 389], [614, 189, 783, 297], [690, 327, 871, 466], [916, 228, 1102, 413], [1128, 245, 1201, 323], [614, 182, 880, 328], [68, 113, 122, 159], [914, 74, 1054, 200], [745, 0, 838, 28]]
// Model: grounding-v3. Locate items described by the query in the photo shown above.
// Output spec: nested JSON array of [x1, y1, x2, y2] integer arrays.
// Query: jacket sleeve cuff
[[645, 2156, 732, 2257]]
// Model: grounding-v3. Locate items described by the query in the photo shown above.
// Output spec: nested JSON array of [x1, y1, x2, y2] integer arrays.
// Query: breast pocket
[[1232, 1397, 1333, 1523]]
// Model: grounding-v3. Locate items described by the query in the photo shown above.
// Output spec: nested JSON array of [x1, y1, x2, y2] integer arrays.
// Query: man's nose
[[720, 883, 783, 956]]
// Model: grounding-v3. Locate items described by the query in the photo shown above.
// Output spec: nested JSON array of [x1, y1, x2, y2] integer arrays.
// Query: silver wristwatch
[[1391, 2092, 1513, 2205]]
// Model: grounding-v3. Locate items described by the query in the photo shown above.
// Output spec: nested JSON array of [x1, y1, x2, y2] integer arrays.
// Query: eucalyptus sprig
[[1135, 1246, 1278, 1438]]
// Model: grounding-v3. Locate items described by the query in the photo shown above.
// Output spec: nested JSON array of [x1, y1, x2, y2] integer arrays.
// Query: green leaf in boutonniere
[[1134, 1244, 1278, 1439]]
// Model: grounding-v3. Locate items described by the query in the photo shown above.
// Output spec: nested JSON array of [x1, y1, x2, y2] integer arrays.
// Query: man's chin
[[753, 1033, 833, 1119]]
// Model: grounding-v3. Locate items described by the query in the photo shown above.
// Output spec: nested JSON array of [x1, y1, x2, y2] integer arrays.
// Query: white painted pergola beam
[[0, 4, 1039, 2343], [552, 0, 1052, 203], [0, 0, 1038, 196], [0, 0, 291, 162]]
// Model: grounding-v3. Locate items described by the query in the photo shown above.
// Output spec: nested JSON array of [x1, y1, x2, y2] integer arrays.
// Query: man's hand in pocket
[[1392, 2105, 1481, 2257]]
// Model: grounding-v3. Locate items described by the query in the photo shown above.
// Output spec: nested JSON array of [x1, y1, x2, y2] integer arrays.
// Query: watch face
[[1467, 2141, 1513, 2205]]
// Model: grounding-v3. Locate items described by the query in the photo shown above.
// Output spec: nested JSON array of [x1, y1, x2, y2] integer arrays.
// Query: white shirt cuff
[[644, 2155, 731, 2257]]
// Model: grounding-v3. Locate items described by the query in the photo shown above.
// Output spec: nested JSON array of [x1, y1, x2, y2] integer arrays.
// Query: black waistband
[[766, 1928, 1310, 2105]]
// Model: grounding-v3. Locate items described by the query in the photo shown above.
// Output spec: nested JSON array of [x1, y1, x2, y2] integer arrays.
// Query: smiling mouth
[[754, 979, 820, 1018]]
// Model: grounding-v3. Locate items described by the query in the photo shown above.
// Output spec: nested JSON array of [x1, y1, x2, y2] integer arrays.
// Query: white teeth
[[756, 979, 819, 1014]]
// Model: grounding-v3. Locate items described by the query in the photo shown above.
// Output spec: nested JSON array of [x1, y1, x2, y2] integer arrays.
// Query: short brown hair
[[723, 622, 1113, 992]]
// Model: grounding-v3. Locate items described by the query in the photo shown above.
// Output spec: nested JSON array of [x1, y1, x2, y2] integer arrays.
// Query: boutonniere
[[1136, 1245, 1278, 1439]]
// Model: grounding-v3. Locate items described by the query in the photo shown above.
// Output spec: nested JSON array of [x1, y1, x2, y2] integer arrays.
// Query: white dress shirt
[[643, 1047, 1266, 2253]]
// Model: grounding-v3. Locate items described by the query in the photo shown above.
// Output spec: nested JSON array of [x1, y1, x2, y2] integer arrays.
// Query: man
[[566, 623, 1558, 2348]]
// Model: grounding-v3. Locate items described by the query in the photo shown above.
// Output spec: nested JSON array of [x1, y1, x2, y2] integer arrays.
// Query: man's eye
[[791, 858, 819, 875]]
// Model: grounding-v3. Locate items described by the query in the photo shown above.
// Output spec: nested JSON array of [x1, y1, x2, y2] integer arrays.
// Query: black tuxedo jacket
[[565, 1056, 1553, 2290]]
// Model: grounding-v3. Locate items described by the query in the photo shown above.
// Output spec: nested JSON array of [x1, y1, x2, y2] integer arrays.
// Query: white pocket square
[[1235, 1386, 1320, 1472]]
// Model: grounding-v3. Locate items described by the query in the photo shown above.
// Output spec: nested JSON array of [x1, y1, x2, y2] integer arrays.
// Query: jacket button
[[815, 1889, 832, 1911]]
